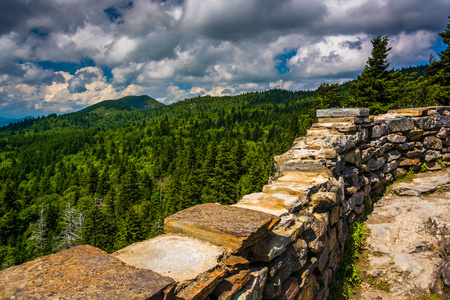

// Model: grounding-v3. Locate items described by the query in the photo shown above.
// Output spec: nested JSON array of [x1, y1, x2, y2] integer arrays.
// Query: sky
[[0, 0, 449, 118]]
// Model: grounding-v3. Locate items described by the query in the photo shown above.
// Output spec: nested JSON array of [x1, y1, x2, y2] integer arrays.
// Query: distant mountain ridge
[[0, 116, 34, 127], [76, 95, 165, 115]]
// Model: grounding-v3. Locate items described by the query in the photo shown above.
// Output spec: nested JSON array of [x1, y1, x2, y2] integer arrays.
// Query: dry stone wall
[[2, 106, 450, 300]]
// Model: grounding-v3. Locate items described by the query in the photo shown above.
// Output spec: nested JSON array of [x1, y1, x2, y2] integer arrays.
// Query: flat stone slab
[[276, 171, 331, 186], [316, 108, 370, 118], [357, 169, 450, 299], [113, 234, 224, 282], [234, 192, 307, 216], [262, 181, 314, 196], [164, 203, 280, 253], [0, 245, 174, 300], [392, 171, 450, 196], [387, 108, 430, 116]]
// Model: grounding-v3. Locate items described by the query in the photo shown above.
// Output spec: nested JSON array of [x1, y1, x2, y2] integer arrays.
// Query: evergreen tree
[[211, 139, 237, 205], [314, 83, 342, 109], [349, 36, 399, 114], [426, 16, 450, 105]]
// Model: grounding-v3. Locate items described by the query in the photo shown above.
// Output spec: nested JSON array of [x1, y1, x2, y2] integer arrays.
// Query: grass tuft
[[328, 222, 369, 300]]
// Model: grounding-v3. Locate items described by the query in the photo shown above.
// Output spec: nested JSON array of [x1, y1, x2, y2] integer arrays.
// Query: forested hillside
[[0, 89, 316, 269]]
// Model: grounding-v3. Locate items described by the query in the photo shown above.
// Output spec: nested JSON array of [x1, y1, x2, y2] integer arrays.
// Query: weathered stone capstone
[[113, 234, 224, 282], [0, 245, 175, 300], [164, 203, 280, 253]]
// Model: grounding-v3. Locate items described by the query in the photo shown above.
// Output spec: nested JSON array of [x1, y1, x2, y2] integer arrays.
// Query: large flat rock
[[357, 169, 450, 299], [164, 203, 280, 253], [113, 234, 224, 282], [262, 181, 315, 196], [234, 192, 307, 216], [276, 171, 331, 186], [392, 171, 450, 196], [0, 245, 174, 300], [316, 108, 370, 118]]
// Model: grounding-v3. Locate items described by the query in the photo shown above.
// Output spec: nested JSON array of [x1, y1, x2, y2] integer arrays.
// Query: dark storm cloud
[[316, 0, 450, 36], [0, 0, 449, 116], [182, 0, 327, 41], [341, 39, 363, 51]]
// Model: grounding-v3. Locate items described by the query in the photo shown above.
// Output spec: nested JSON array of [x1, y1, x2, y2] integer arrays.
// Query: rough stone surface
[[250, 219, 304, 262], [387, 134, 406, 143], [113, 234, 223, 282], [424, 136, 443, 150], [275, 277, 300, 300], [388, 108, 430, 116], [357, 170, 450, 300], [296, 274, 318, 300], [212, 270, 252, 300], [317, 108, 370, 118], [392, 171, 450, 196], [177, 268, 226, 300], [310, 191, 338, 211], [371, 124, 389, 138], [264, 239, 308, 299], [383, 118, 414, 132], [235, 192, 306, 216], [232, 267, 268, 300], [406, 129, 424, 141], [0, 245, 175, 300], [437, 127, 450, 139], [164, 203, 280, 253]]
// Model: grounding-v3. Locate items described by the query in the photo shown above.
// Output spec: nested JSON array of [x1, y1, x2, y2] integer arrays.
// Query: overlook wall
[[1, 106, 450, 300]]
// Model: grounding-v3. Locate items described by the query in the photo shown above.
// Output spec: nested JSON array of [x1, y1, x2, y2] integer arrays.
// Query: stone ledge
[[113, 234, 224, 282], [0, 245, 175, 300], [164, 203, 280, 253], [316, 108, 370, 118]]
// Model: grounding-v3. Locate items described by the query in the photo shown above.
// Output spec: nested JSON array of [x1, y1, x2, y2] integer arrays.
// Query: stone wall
[[2, 106, 450, 300]]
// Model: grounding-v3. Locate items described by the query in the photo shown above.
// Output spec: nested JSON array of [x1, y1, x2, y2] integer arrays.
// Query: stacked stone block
[[2, 106, 450, 300]]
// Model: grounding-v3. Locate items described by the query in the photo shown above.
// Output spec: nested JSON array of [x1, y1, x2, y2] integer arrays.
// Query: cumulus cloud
[[0, 0, 450, 117]]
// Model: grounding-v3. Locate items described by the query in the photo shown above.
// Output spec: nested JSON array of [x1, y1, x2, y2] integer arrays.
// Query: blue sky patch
[[275, 49, 297, 75]]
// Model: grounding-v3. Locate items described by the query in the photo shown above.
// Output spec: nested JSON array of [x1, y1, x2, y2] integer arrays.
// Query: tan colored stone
[[164, 203, 280, 253], [311, 122, 357, 133], [318, 116, 357, 124], [399, 157, 420, 167], [177, 268, 226, 300], [276, 171, 331, 185], [222, 256, 250, 271], [212, 270, 251, 300], [234, 192, 306, 216], [310, 191, 338, 211], [387, 108, 430, 116], [262, 181, 314, 197], [0, 245, 175, 300], [113, 234, 223, 282]]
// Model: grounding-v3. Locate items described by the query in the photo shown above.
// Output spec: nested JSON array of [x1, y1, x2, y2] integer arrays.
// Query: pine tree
[[314, 83, 342, 109], [211, 139, 237, 205], [426, 16, 450, 105], [349, 36, 399, 114]]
